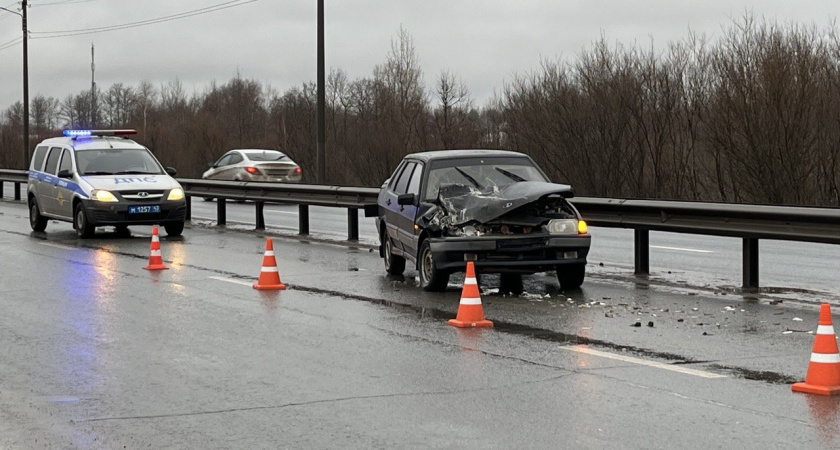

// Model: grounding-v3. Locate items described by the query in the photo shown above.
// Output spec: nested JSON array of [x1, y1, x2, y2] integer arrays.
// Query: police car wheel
[[29, 198, 48, 232], [74, 203, 95, 239], [164, 221, 184, 237]]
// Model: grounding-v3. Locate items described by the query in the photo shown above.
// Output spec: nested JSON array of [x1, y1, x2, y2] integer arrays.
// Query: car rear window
[[244, 151, 287, 161]]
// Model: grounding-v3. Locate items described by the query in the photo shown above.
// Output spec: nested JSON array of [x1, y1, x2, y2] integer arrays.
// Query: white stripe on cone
[[810, 353, 840, 364], [264, 251, 275, 257], [459, 296, 482, 305], [261, 266, 279, 272], [816, 325, 835, 335], [464, 277, 477, 285], [150, 250, 161, 256]]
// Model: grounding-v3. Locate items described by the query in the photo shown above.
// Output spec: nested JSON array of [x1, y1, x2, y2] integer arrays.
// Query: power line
[[0, 36, 22, 51], [30, 0, 258, 39], [30, 0, 99, 6]]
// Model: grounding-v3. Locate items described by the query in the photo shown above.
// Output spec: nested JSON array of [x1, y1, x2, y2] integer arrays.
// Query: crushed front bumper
[[428, 234, 591, 273]]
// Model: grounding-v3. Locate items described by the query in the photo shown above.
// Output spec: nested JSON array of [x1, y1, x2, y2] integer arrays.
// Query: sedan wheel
[[383, 236, 406, 275], [419, 240, 449, 292]]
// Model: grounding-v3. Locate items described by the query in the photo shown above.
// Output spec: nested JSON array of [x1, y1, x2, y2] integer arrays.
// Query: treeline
[[2, 18, 840, 205]]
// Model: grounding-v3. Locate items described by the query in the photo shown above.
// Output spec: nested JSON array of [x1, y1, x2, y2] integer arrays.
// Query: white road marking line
[[651, 245, 712, 254], [209, 276, 253, 287], [561, 345, 727, 379], [38, 242, 75, 250], [264, 210, 296, 215]]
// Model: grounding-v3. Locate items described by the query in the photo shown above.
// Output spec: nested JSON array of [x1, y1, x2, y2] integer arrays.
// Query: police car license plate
[[128, 205, 160, 214]]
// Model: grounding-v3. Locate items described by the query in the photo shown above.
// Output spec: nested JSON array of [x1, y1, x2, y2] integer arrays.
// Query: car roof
[[229, 149, 285, 154], [36, 136, 146, 151], [403, 149, 529, 162]]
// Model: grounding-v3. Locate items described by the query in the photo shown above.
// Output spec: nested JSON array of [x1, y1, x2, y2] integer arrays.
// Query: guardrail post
[[743, 238, 759, 290], [185, 195, 192, 221], [0, 181, 4, 198], [14, 182, 21, 201], [299, 204, 309, 235], [255, 201, 265, 230], [634, 229, 649, 274], [217, 198, 227, 226], [348, 208, 359, 241]]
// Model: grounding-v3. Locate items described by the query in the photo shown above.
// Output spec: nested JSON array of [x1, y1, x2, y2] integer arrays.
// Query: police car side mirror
[[57, 169, 73, 179], [165, 167, 177, 176]]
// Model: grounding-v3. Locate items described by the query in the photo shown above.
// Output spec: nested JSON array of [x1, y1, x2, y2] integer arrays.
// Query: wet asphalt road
[[1, 199, 840, 449]]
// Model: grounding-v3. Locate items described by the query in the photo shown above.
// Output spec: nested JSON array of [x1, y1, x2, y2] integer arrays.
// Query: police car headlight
[[547, 219, 579, 235], [91, 189, 119, 202], [167, 188, 184, 201]]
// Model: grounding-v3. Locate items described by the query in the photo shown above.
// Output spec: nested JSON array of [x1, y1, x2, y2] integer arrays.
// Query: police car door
[[53, 148, 75, 219], [39, 147, 63, 216]]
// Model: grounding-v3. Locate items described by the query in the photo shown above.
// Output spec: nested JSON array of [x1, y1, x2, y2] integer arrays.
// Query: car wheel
[[383, 235, 406, 275], [164, 221, 185, 237], [419, 240, 449, 292], [29, 197, 48, 232], [499, 273, 524, 295], [74, 203, 95, 238], [556, 263, 585, 290]]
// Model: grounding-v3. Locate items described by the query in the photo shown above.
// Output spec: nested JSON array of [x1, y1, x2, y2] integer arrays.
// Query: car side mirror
[[57, 169, 73, 178], [397, 193, 417, 206], [165, 167, 177, 176]]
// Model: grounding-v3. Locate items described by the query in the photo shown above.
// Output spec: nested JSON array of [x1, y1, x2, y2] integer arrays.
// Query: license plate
[[563, 251, 578, 259], [128, 205, 160, 214]]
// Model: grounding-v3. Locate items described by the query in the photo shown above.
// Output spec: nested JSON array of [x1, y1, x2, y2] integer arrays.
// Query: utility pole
[[316, 0, 325, 184], [22, 0, 29, 167], [91, 43, 96, 127]]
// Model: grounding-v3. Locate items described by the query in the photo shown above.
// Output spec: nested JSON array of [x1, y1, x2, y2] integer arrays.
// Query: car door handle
[[387, 199, 392, 206]]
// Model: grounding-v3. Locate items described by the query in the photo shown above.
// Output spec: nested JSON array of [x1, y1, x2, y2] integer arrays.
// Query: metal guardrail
[[569, 197, 840, 289], [3, 168, 840, 290], [176, 178, 379, 241], [0, 169, 28, 201]]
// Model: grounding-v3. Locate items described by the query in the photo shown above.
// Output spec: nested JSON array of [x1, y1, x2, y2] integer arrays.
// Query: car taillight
[[294, 167, 302, 174], [245, 166, 259, 174]]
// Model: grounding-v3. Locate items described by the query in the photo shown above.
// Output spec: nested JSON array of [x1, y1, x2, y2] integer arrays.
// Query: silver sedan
[[202, 149, 303, 182]]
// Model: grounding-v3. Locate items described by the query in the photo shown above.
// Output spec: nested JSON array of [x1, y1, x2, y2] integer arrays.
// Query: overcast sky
[[1, 0, 839, 110]]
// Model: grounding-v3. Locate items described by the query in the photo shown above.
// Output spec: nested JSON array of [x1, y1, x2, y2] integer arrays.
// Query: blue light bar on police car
[[63, 129, 138, 137]]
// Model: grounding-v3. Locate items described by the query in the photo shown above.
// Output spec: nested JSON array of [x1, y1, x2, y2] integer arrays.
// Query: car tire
[[383, 235, 406, 275], [29, 197, 48, 232], [418, 240, 449, 292], [499, 273, 524, 295], [164, 221, 185, 237], [556, 263, 585, 290], [74, 202, 95, 238]]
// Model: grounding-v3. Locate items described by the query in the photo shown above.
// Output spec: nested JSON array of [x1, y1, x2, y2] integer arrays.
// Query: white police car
[[27, 129, 187, 238]]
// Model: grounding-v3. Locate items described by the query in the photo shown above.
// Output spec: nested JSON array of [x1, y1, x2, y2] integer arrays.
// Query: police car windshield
[[76, 149, 164, 176]]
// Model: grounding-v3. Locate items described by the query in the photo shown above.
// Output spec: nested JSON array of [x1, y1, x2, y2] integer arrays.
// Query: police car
[[27, 129, 187, 238]]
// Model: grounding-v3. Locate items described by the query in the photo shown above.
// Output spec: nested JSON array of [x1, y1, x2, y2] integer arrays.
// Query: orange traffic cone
[[448, 261, 493, 328], [792, 303, 840, 396], [253, 238, 286, 290], [143, 225, 168, 270]]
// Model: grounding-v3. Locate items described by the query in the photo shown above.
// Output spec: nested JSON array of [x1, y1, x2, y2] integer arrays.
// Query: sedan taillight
[[245, 166, 259, 174]]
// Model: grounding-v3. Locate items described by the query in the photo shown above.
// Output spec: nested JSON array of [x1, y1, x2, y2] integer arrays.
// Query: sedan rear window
[[244, 150, 287, 161]]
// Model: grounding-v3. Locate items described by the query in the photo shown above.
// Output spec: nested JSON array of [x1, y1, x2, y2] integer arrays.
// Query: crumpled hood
[[81, 174, 181, 191], [435, 181, 574, 226]]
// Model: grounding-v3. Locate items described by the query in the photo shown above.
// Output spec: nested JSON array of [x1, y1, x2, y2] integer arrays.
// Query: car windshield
[[424, 160, 548, 200], [244, 150, 287, 162], [76, 149, 164, 176]]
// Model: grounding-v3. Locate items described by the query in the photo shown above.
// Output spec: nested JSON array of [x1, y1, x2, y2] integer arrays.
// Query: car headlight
[[548, 219, 581, 235], [91, 189, 119, 202], [167, 188, 184, 201]]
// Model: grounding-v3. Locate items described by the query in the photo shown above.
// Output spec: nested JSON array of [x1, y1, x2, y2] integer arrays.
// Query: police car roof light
[[63, 129, 138, 138]]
